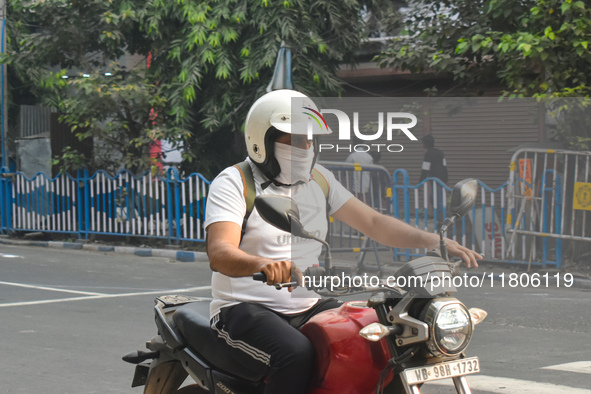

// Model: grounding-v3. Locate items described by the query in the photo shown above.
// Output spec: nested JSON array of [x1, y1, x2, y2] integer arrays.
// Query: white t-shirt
[[205, 158, 353, 318]]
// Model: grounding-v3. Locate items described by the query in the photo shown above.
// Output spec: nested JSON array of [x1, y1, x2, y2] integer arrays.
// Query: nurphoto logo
[[304, 108, 418, 153], [302, 106, 329, 133]]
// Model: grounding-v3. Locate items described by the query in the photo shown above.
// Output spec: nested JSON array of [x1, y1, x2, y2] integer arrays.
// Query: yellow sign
[[573, 182, 591, 210], [519, 159, 532, 198]]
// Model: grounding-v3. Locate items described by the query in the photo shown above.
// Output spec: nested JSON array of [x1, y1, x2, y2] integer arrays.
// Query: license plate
[[402, 357, 480, 385]]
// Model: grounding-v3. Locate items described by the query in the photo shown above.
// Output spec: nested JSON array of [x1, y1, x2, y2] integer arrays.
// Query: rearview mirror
[[450, 179, 478, 217], [254, 194, 334, 271], [254, 195, 309, 238]]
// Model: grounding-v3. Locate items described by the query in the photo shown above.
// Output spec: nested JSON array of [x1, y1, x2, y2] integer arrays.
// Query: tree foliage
[[7, 0, 161, 174], [7, 0, 390, 177], [379, 0, 591, 97], [46, 66, 167, 174], [126, 0, 390, 177], [377, 0, 591, 148]]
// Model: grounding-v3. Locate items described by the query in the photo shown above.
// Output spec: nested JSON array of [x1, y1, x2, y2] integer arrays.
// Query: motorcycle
[[123, 178, 487, 394]]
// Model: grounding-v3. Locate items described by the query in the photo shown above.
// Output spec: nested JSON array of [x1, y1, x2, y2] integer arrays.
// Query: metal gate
[[319, 160, 393, 271], [392, 169, 517, 266], [506, 148, 591, 267]]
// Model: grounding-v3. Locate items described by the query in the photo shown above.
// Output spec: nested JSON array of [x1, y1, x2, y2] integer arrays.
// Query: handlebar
[[253, 267, 327, 284], [252, 272, 297, 290], [252, 272, 267, 282]]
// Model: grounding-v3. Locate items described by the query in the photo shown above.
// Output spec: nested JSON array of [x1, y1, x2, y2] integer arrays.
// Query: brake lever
[[274, 281, 298, 290], [449, 260, 463, 277]]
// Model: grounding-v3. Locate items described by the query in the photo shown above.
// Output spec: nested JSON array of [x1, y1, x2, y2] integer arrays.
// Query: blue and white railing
[[391, 168, 563, 267], [0, 163, 569, 267], [1, 167, 210, 244]]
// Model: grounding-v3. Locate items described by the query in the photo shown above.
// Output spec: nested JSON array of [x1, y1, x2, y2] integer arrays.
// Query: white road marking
[[0, 253, 23, 258], [0, 280, 106, 296], [0, 285, 212, 308], [429, 374, 591, 393], [542, 361, 591, 375]]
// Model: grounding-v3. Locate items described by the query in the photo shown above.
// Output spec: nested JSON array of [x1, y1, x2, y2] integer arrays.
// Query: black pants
[[211, 298, 342, 394]]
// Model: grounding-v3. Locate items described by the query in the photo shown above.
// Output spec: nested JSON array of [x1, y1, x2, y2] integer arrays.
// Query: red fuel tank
[[301, 301, 392, 394]]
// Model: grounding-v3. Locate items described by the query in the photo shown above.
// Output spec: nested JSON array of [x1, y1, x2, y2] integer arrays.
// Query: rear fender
[[144, 360, 188, 394]]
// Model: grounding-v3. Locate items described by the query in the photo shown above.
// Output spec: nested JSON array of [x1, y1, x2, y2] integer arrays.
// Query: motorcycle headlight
[[422, 299, 473, 356]]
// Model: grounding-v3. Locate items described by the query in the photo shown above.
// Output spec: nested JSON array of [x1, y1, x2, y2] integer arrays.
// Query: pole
[[0, 0, 6, 234], [0, 0, 7, 169], [266, 41, 294, 92]]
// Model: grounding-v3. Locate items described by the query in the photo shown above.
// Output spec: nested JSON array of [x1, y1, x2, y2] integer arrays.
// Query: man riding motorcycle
[[204, 89, 482, 394]]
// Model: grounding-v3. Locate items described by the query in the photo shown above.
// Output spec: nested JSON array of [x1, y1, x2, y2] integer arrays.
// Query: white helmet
[[244, 89, 331, 179]]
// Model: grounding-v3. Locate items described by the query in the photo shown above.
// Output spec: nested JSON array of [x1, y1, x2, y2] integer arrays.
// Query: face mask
[[273, 142, 315, 185]]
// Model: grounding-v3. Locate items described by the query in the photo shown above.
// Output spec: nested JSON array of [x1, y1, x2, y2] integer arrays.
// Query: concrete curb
[[0, 237, 209, 263]]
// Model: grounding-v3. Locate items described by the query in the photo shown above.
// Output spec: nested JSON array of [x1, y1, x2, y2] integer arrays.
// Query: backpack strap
[[311, 168, 332, 243], [233, 161, 256, 243], [311, 168, 329, 200], [234, 161, 256, 214]]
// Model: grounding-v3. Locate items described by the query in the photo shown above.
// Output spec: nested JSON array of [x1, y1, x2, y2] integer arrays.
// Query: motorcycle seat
[[173, 302, 264, 383]]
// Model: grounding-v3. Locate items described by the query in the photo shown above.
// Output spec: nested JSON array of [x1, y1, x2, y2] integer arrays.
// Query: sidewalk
[[1, 235, 590, 290]]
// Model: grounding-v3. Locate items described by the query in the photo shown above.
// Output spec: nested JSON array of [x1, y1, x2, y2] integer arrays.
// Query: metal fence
[[0, 162, 394, 268], [1, 162, 394, 259], [319, 161, 394, 271], [391, 169, 511, 264], [1, 167, 210, 244], [505, 148, 591, 267], [391, 148, 591, 269], [2, 153, 584, 268]]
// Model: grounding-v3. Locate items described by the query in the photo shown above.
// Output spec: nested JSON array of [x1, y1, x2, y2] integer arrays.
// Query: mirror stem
[[324, 245, 332, 273], [312, 236, 332, 272], [439, 214, 458, 234], [439, 214, 458, 261], [299, 226, 333, 273], [439, 231, 448, 262]]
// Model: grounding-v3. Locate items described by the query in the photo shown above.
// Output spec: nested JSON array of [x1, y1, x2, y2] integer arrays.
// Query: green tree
[[7, 0, 391, 178], [7, 0, 166, 174], [377, 0, 591, 148], [45, 65, 167, 174], [124, 0, 391, 178], [378, 0, 591, 97]]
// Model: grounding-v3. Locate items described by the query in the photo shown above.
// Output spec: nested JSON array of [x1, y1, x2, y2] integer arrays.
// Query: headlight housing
[[421, 298, 473, 356]]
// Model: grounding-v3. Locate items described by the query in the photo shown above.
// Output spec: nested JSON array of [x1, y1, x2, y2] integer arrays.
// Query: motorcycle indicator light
[[422, 299, 473, 356], [359, 323, 391, 342], [469, 307, 488, 325]]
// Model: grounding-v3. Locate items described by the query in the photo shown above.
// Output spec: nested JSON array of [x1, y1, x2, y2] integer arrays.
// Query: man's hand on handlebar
[[442, 237, 483, 268], [258, 261, 303, 292]]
